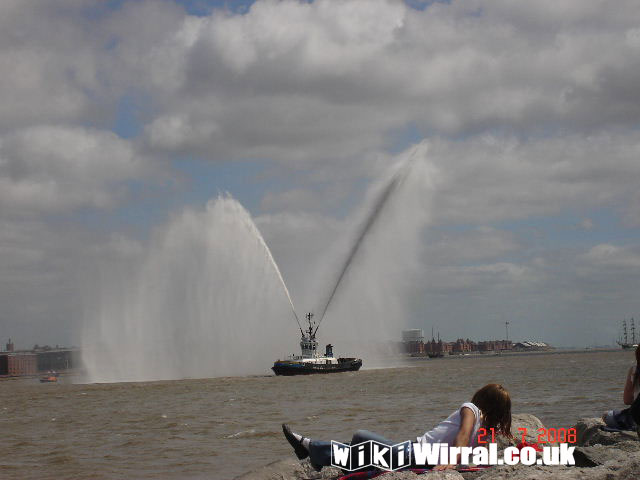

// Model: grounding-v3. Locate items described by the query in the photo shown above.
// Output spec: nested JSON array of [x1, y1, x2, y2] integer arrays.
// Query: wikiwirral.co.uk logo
[[330, 440, 412, 471], [330, 440, 576, 471]]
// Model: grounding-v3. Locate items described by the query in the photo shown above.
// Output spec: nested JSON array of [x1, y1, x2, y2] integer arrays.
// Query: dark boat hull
[[272, 358, 362, 376]]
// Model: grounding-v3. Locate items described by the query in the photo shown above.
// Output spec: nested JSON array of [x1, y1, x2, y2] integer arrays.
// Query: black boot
[[282, 424, 309, 460]]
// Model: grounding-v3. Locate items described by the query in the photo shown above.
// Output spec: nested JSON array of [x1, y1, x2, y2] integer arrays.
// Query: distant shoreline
[[405, 347, 624, 361], [0, 348, 627, 383]]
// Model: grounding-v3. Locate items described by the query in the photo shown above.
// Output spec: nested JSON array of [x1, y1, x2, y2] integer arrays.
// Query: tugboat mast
[[300, 313, 319, 359], [306, 312, 315, 338]]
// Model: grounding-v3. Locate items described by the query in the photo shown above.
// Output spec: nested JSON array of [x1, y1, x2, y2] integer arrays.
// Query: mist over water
[[82, 143, 436, 382], [82, 196, 299, 382]]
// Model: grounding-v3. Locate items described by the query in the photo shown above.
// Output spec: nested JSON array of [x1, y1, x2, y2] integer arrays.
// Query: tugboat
[[272, 313, 362, 376]]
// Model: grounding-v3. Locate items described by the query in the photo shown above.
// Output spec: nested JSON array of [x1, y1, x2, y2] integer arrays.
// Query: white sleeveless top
[[417, 402, 483, 447]]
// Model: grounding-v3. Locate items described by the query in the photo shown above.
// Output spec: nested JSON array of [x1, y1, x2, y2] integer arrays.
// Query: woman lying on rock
[[602, 344, 640, 434], [282, 383, 512, 471]]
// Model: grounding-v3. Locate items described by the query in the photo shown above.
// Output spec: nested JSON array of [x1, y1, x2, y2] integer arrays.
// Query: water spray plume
[[315, 146, 421, 332], [82, 143, 431, 381], [81, 195, 300, 382]]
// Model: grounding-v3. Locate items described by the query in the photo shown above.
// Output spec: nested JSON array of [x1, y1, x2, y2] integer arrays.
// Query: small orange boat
[[40, 372, 59, 383]]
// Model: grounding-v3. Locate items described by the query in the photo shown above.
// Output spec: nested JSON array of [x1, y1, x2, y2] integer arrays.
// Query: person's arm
[[433, 406, 476, 471], [623, 367, 635, 405]]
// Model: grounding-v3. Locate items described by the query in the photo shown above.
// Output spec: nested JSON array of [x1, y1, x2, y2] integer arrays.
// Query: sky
[[1, 0, 640, 350]]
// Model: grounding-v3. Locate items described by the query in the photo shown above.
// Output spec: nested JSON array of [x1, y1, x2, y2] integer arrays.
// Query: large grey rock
[[233, 458, 341, 480], [474, 464, 612, 480], [472, 449, 640, 479], [235, 461, 466, 480], [232, 458, 303, 480], [573, 440, 640, 467], [510, 414, 547, 443], [380, 471, 463, 480], [574, 417, 639, 447], [611, 455, 640, 479], [495, 413, 547, 450], [421, 472, 465, 480]]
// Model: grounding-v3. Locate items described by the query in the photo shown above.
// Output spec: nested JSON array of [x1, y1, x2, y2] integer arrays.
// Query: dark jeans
[[308, 429, 400, 468], [604, 408, 636, 430]]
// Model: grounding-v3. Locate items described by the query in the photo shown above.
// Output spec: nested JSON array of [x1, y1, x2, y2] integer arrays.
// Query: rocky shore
[[235, 415, 640, 480]]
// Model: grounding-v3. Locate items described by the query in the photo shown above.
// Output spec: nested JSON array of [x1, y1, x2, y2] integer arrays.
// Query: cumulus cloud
[[426, 132, 640, 224], [426, 227, 521, 265], [1, 0, 640, 349], [0, 1, 110, 129], [122, 0, 640, 162], [0, 218, 104, 345], [583, 244, 640, 269], [0, 126, 148, 214], [579, 218, 595, 230], [426, 262, 533, 294]]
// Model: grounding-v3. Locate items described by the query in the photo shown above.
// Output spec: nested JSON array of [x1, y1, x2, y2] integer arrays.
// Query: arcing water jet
[[315, 147, 420, 332]]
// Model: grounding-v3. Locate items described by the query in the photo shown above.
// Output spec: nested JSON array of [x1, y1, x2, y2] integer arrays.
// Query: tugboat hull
[[272, 358, 362, 376]]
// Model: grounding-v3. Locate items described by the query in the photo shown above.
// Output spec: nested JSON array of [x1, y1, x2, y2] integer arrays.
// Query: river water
[[0, 349, 633, 479]]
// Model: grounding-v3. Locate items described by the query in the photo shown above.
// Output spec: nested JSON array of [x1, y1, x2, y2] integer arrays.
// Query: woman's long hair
[[472, 384, 512, 437], [635, 345, 640, 387]]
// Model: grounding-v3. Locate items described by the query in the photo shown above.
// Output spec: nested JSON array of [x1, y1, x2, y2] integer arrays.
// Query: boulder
[[473, 464, 614, 480], [574, 417, 639, 447], [573, 443, 639, 467], [233, 458, 341, 480], [382, 471, 464, 480], [496, 413, 547, 450], [611, 455, 640, 479], [234, 461, 467, 480]]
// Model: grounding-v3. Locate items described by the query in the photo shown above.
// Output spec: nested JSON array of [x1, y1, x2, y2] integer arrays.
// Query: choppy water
[[0, 349, 633, 479]]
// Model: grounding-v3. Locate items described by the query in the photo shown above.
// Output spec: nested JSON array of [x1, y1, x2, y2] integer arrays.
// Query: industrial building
[[0, 339, 78, 377], [0, 353, 38, 376]]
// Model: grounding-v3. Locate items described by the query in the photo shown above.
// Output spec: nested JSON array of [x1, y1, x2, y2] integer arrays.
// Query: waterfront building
[[402, 329, 425, 354], [1, 339, 79, 377], [0, 353, 37, 376], [452, 338, 475, 353]]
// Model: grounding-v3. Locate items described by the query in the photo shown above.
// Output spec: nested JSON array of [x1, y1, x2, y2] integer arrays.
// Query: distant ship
[[272, 313, 362, 376], [617, 318, 638, 349]]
